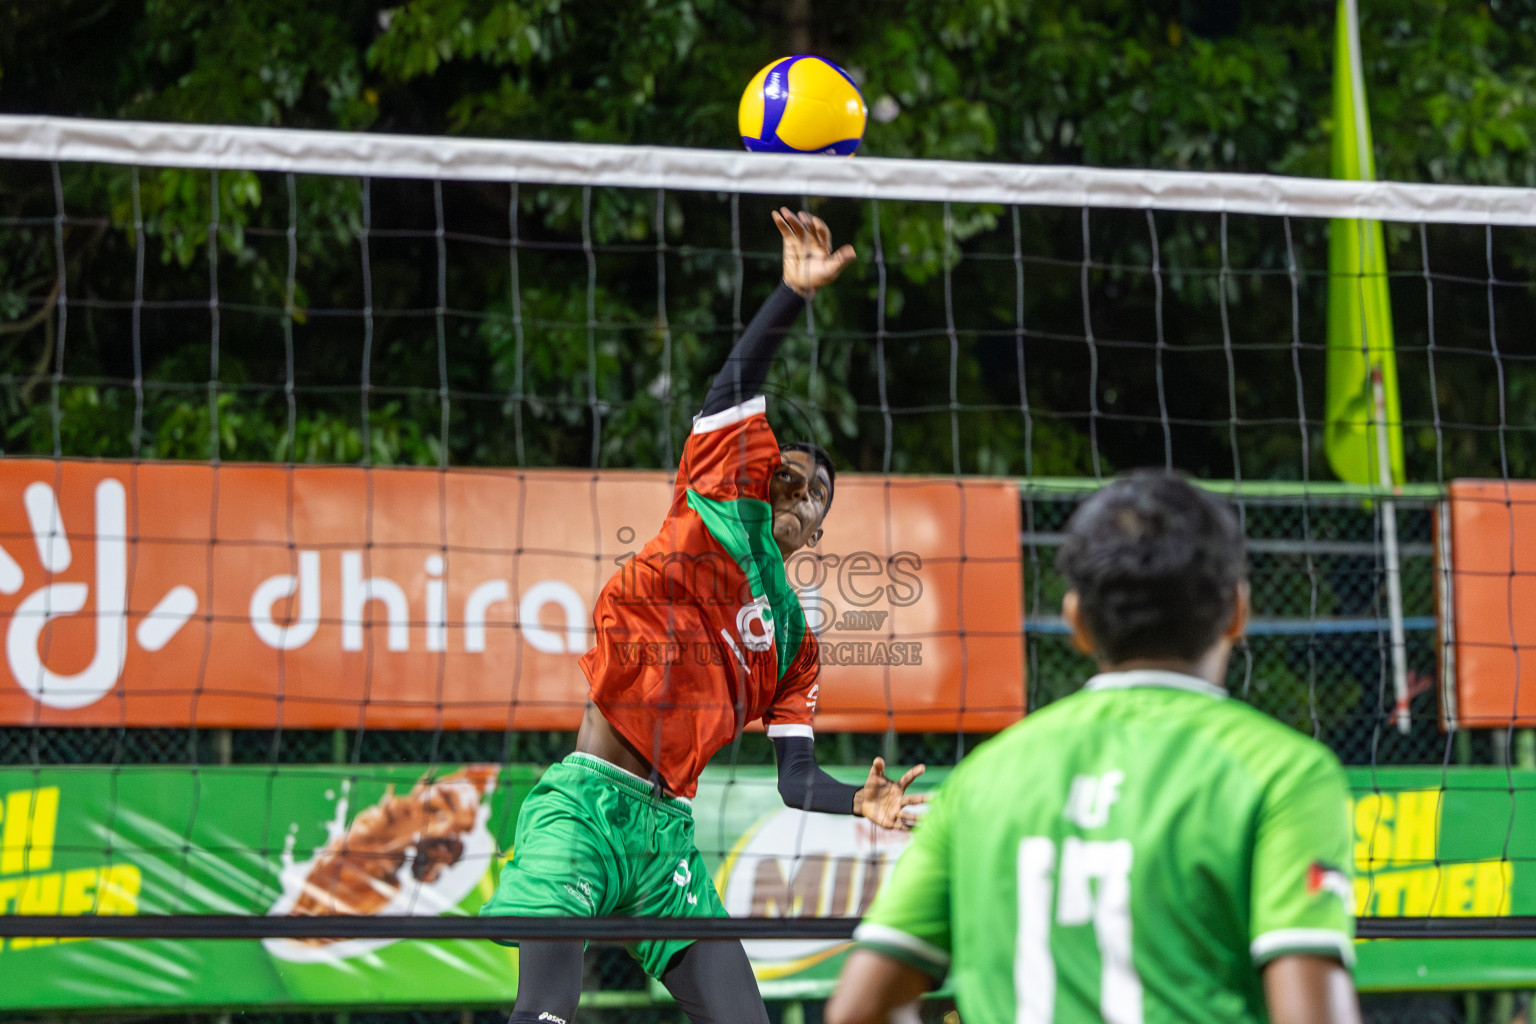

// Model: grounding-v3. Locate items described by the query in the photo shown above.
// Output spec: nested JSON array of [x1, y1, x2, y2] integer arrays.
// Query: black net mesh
[[0, 491, 1453, 771], [1, 123, 1534, 1016]]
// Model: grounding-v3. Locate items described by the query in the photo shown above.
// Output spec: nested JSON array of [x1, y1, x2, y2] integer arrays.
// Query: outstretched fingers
[[828, 243, 857, 273], [813, 215, 832, 252], [776, 208, 836, 249], [774, 207, 804, 240], [896, 763, 926, 790], [774, 207, 811, 241], [772, 207, 801, 242], [868, 755, 888, 780], [776, 207, 856, 292]]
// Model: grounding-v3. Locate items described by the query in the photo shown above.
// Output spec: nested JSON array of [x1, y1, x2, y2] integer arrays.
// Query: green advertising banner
[[693, 766, 1536, 996], [1346, 767, 1536, 991], [0, 763, 1533, 1010], [0, 764, 535, 1009]]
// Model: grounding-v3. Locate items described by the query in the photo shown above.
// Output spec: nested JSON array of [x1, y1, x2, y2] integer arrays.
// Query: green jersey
[[855, 670, 1354, 1024]]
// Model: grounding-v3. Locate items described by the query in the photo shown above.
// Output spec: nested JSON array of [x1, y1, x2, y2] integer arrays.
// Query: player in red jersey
[[481, 209, 927, 1024]]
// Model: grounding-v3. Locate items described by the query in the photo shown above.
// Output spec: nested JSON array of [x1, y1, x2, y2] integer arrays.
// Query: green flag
[[1326, 0, 1404, 487]]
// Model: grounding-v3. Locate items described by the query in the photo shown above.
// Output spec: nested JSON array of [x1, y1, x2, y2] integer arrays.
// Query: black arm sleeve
[[700, 282, 805, 416], [772, 735, 860, 815]]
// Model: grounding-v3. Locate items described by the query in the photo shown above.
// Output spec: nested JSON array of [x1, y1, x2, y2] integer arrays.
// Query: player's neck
[[1097, 647, 1231, 691]]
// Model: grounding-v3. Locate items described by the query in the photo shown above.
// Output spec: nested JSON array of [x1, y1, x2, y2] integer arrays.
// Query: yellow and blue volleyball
[[738, 55, 867, 156]]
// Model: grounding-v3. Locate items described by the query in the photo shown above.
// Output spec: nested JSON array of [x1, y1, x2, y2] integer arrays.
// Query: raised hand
[[853, 756, 928, 831], [774, 207, 856, 299]]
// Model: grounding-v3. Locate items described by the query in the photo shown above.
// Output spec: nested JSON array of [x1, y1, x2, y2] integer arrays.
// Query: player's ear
[[1224, 580, 1250, 642], [807, 526, 823, 548], [1062, 590, 1096, 657]]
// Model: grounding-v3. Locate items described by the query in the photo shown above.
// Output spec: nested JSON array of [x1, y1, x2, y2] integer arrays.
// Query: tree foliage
[[1, 0, 1534, 479]]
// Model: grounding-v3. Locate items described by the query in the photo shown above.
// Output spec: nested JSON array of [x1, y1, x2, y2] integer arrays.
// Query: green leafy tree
[[0, 0, 1532, 480]]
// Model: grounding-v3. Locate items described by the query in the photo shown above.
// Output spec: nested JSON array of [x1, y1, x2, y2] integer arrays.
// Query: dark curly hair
[[1055, 470, 1246, 664]]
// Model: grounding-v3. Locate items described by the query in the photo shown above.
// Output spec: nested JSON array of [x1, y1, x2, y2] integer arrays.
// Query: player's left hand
[[853, 756, 927, 831]]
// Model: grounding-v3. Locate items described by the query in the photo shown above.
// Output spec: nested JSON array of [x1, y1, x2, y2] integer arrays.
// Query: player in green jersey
[[827, 471, 1361, 1024]]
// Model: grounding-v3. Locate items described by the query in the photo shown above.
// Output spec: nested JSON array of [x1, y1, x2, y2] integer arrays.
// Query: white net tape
[[4, 114, 1536, 224]]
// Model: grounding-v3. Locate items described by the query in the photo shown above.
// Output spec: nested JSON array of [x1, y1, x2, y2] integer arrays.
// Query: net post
[[508, 180, 526, 466], [1438, 489, 1460, 735], [655, 186, 674, 466], [1372, 366, 1410, 734], [581, 184, 601, 465], [871, 197, 893, 473], [47, 161, 68, 458], [942, 201, 960, 475], [207, 167, 221, 462], [129, 167, 145, 459]]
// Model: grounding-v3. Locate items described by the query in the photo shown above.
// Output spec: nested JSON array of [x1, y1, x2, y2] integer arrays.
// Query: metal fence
[[1021, 483, 1452, 768]]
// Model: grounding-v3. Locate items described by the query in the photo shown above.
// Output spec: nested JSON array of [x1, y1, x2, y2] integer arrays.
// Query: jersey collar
[[1083, 669, 1229, 700]]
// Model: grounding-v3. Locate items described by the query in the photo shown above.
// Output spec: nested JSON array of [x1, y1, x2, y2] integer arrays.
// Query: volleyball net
[[0, 116, 1533, 1004]]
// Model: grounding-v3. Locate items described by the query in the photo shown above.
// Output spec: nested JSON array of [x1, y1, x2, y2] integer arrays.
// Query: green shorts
[[479, 752, 726, 979]]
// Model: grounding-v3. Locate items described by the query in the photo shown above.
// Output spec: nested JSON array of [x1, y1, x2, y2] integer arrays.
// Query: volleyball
[[738, 55, 867, 156]]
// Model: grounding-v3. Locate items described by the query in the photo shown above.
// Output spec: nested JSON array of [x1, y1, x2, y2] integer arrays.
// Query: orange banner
[[0, 460, 1023, 732], [1445, 480, 1536, 727]]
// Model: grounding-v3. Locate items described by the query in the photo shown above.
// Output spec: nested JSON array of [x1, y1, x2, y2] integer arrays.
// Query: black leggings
[[506, 939, 769, 1024]]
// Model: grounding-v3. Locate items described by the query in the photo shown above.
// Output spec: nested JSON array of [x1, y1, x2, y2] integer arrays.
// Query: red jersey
[[580, 396, 819, 797]]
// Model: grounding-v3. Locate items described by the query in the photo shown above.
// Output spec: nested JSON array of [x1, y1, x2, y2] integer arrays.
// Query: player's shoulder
[[943, 705, 1063, 782], [1199, 690, 1346, 787], [1203, 692, 1338, 753], [956, 685, 1102, 763], [979, 675, 1342, 786], [689, 396, 776, 441], [682, 397, 782, 489]]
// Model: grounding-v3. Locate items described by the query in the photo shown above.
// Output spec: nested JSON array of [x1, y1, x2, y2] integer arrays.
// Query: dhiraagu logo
[[0, 468, 592, 720], [2, 480, 197, 709]]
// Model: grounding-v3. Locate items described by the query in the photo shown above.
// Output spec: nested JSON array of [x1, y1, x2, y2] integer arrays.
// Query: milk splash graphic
[[265, 768, 499, 963]]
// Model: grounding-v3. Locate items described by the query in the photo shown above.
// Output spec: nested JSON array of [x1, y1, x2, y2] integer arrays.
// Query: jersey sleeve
[[763, 630, 819, 739], [1249, 749, 1356, 968], [852, 770, 956, 981], [678, 397, 780, 505]]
